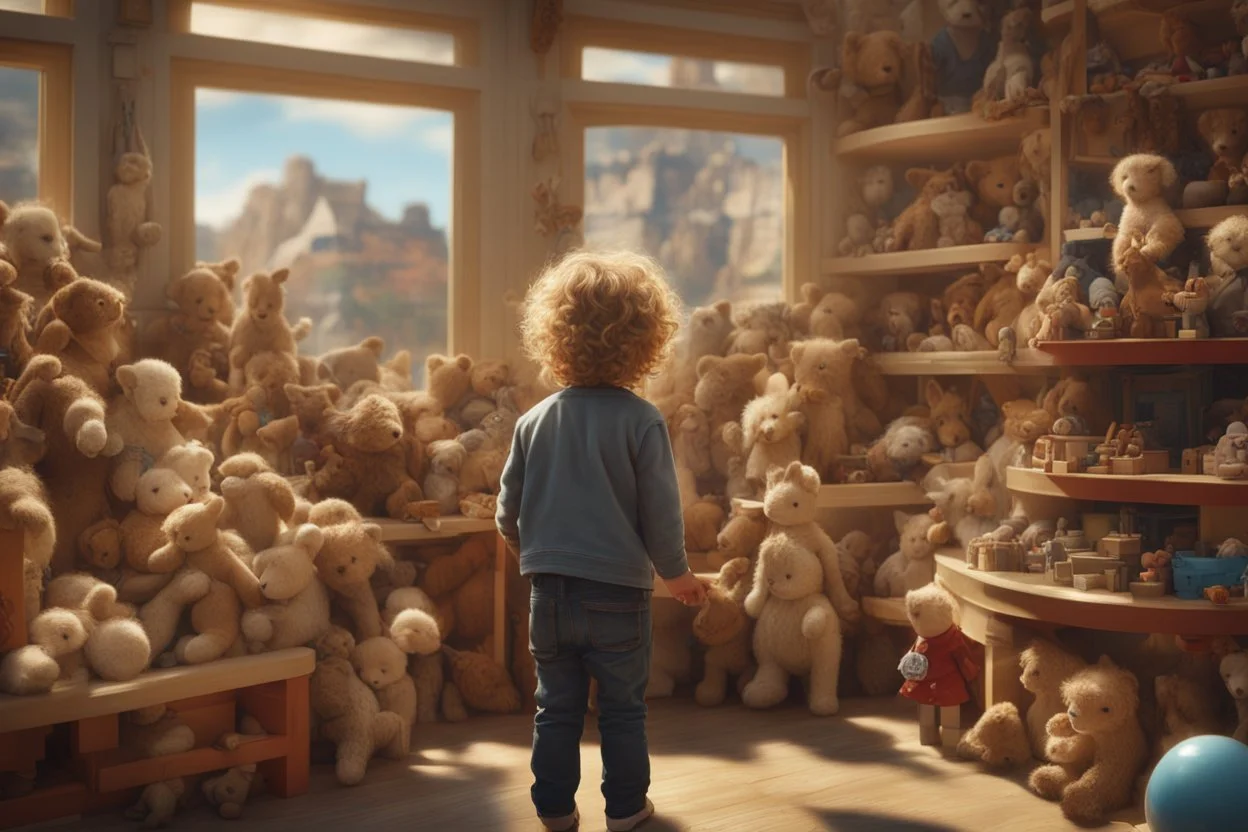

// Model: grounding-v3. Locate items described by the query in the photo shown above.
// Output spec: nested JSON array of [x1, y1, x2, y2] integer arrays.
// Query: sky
[[194, 89, 453, 231]]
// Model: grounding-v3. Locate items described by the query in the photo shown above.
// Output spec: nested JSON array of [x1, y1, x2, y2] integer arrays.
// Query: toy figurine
[[899, 582, 980, 748], [1214, 421, 1248, 479], [1170, 275, 1210, 338], [1204, 585, 1231, 605]]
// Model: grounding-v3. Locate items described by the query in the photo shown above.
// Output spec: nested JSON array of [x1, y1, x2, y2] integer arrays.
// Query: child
[[497, 249, 707, 832]]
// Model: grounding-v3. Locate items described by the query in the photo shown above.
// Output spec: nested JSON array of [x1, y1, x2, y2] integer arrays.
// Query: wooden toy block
[[1097, 533, 1142, 558], [1203, 452, 1216, 475], [1183, 446, 1214, 475], [918, 703, 939, 746], [1178, 329, 1197, 339], [1130, 581, 1166, 598], [1103, 569, 1119, 592], [1051, 561, 1074, 586], [1074, 573, 1107, 591], [1141, 450, 1169, 474], [1111, 455, 1146, 475], [1052, 459, 1080, 474], [1070, 554, 1125, 574], [1087, 465, 1109, 474], [939, 705, 962, 750]]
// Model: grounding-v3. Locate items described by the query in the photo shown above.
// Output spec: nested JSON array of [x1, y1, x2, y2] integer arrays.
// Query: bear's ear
[[316, 362, 334, 382], [893, 510, 909, 534], [924, 379, 944, 410], [713, 300, 731, 318], [764, 372, 788, 396], [270, 268, 290, 285], [240, 273, 255, 295], [839, 338, 864, 360], [882, 32, 903, 55], [964, 160, 989, 184], [454, 354, 473, 372], [426, 354, 445, 374], [1095, 654, 1116, 670], [799, 282, 823, 304], [748, 353, 768, 374], [166, 275, 186, 305], [789, 341, 805, 364], [905, 168, 937, 189], [695, 355, 721, 379], [219, 257, 241, 284], [204, 494, 226, 523], [1158, 158, 1178, 190], [841, 32, 863, 80], [294, 524, 325, 557], [362, 523, 384, 543], [116, 364, 139, 395], [361, 336, 385, 357]]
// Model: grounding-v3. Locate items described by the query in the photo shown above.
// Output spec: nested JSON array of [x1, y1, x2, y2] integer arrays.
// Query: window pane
[[582, 47, 784, 97], [584, 127, 784, 309], [189, 2, 455, 66], [0, 65, 39, 203], [194, 89, 451, 386], [0, 1, 45, 14]]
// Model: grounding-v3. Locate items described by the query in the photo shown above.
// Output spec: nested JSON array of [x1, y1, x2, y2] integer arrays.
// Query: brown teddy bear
[[0, 201, 81, 313], [874, 510, 944, 596], [693, 557, 755, 707], [670, 403, 712, 481], [12, 355, 123, 572], [1195, 107, 1248, 202], [145, 260, 238, 402], [1042, 374, 1111, 437], [694, 353, 768, 477], [0, 464, 56, 578], [875, 291, 926, 352], [1110, 154, 1184, 288], [968, 263, 1024, 349], [117, 467, 195, 605], [228, 268, 311, 390], [218, 453, 297, 552], [791, 336, 878, 443], [710, 504, 767, 570], [887, 167, 968, 252], [647, 300, 733, 417], [146, 495, 263, 663], [45, 572, 151, 682], [318, 337, 384, 393], [443, 645, 521, 714], [451, 359, 510, 428], [351, 635, 418, 733], [33, 277, 128, 396], [309, 500, 393, 640], [424, 353, 474, 412], [965, 156, 1023, 231], [312, 394, 423, 519], [239, 350, 301, 419], [1119, 246, 1179, 338], [1019, 638, 1087, 759], [1029, 656, 1147, 825], [0, 267, 34, 373], [831, 31, 907, 137], [790, 282, 860, 341], [957, 701, 1032, 768], [310, 656, 408, 786]]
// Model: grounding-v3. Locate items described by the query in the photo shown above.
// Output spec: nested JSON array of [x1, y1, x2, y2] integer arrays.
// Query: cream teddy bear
[[1215, 638, 1248, 744], [242, 524, 331, 654], [310, 656, 408, 786], [1206, 215, 1248, 337], [218, 453, 297, 552], [1019, 638, 1087, 759], [351, 636, 418, 735], [117, 467, 195, 605], [1029, 656, 1147, 825], [106, 360, 187, 502], [874, 510, 944, 597], [382, 586, 443, 657], [45, 572, 150, 682], [1110, 154, 1184, 290], [742, 462, 859, 716], [102, 150, 162, 288], [0, 201, 82, 312], [0, 608, 90, 694], [739, 372, 805, 494], [137, 569, 212, 664]]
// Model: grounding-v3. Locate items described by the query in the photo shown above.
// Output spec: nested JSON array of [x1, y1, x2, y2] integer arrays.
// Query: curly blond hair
[[520, 249, 682, 389]]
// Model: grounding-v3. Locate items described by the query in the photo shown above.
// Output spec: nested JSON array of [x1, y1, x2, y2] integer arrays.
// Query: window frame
[[561, 19, 811, 305], [0, 38, 73, 216], [168, 58, 480, 356], [167, 0, 480, 67]]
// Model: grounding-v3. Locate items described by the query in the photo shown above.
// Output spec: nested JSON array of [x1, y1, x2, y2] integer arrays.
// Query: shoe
[[539, 807, 579, 831], [606, 798, 654, 831]]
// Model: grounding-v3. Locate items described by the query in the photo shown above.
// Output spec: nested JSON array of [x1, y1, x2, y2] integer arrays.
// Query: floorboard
[[40, 697, 1148, 831]]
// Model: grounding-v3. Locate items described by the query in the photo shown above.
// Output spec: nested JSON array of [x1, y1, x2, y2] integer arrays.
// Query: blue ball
[[1146, 735, 1248, 832]]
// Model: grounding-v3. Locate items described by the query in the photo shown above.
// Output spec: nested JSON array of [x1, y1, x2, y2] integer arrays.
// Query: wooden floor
[[49, 697, 1148, 832]]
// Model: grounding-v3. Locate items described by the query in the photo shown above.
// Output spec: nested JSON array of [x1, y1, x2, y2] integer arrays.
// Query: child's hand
[[663, 571, 707, 606]]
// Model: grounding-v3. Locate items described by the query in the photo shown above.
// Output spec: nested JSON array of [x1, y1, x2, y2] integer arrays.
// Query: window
[[192, 88, 453, 386], [583, 126, 784, 308], [582, 48, 784, 97], [0, 0, 71, 16], [176, 1, 473, 67], [0, 41, 72, 214]]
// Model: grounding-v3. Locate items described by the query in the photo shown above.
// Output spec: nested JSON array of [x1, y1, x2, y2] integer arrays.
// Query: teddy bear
[[790, 282, 861, 342], [442, 646, 521, 715], [1206, 215, 1248, 337], [382, 586, 443, 657], [227, 268, 311, 390], [105, 359, 188, 502], [1041, 374, 1111, 438], [311, 656, 409, 785], [693, 557, 755, 707], [455, 408, 515, 497], [42, 571, 150, 681], [887, 167, 971, 252], [120, 703, 196, 760], [920, 381, 982, 463], [997, 252, 1054, 359], [1016, 638, 1088, 759], [1110, 154, 1185, 289], [739, 373, 804, 493], [957, 702, 1032, 768], [136, 569, 211, 664], [831, 30, 908, 137], [875, 510, 947, 597], [310, 503, 393, 641], [217, 453, 297, 553], [0, 462, 56, 588], [0, 608, 90, 694], [873, 290, 926, 353], [645, 596, 696, 701], [0, 201, 81, 313], [1188, 108, 1248, 207], [0, 262, 34, 373], [931, 189, 976, 248], [124, 778, 187, 828], [1031, 276, 1093, 346], [929, 0, 994, 116], [146, 496, 262, 663], [670, 403, 713, 483], [978, 6, 1035, 111], [1212, 639, 1248, 743], [116, 467, 195, 604], [33, 277, 128, 396], [962, 263, 1022, 351], [693, 353, 768, 478], [709, 503, 767, 570], [201, 765, 259, 820], [924, 455, 1000, 549], [646, 300, 733, 415], [12, 355, 124, 573], [726, 302, 793, 370], [792, 336, 879, 443], [451, 359, 511, 428], [422, 439, 467, 515], [92, 147, 161, 287], [312, 394, 424, 519], [144, 260, 238, 396], [1152, 673, 1226, 765], [1029, 656, 1147, 825], [742, 463, 858, 716], [318, 337, 384, 393], [425, 353, 475, 413], [853, 418, 934, 484], [241, 523, 331, 654], [351, 636, 418, 733], [839, 165, 895, 257], [898, 581, 979, 747], [1118, 246, 1178, 339]]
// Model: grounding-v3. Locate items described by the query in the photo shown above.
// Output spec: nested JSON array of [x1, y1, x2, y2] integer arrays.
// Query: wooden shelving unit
[[834, 108, 1049, 166], [1035, 337, 1248, 366], [1061, 226, 1113, 243], [373, 516, 497, 544], [862, 596, 910, 628], [873, 349, 1055, 376], [735, 481, 931, 513], [1006, 465, 1248, 506], [1176, 205, 1248, 230], [822, 242, 1041, 279]]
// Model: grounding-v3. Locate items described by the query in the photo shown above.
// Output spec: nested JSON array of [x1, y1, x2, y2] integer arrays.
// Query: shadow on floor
[[813, 808, 960, 832]]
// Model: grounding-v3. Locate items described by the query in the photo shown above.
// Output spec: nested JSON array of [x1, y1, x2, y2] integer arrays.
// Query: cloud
[[277, 97, 449, 145], [196, 88, 243, 109], [190, 4, 454, 66], [582, 47, 671, 87], [196, 167, 278, 229]]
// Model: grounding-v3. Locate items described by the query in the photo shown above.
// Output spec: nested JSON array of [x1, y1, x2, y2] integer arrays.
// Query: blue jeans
[[528, 574, 652, 822]]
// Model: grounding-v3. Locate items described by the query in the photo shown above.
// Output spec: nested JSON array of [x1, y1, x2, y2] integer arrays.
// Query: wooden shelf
[[0, 648, 315, 734], [873, 349, 1055, 376], [823, 242, 1041, 278], [1036, 337, 1248, 366], [735, 481, 933, 513], [1177, 205, 1247, 230], [834, 108, 1048, 166], [372, 516, 496, 544], [936, 552, 1247, 636], [1006, 466, 1248, 506], [862, 596, 910, 627], [1041, 0, 1074, 27], [1062, 226, 1113, 243]]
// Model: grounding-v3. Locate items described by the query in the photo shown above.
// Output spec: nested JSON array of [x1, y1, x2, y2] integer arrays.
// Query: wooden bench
[[0, 647, 314, 829]]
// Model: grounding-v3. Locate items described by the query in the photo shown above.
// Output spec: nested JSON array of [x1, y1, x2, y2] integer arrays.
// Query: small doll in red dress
[[898, 581, 980, 748]]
